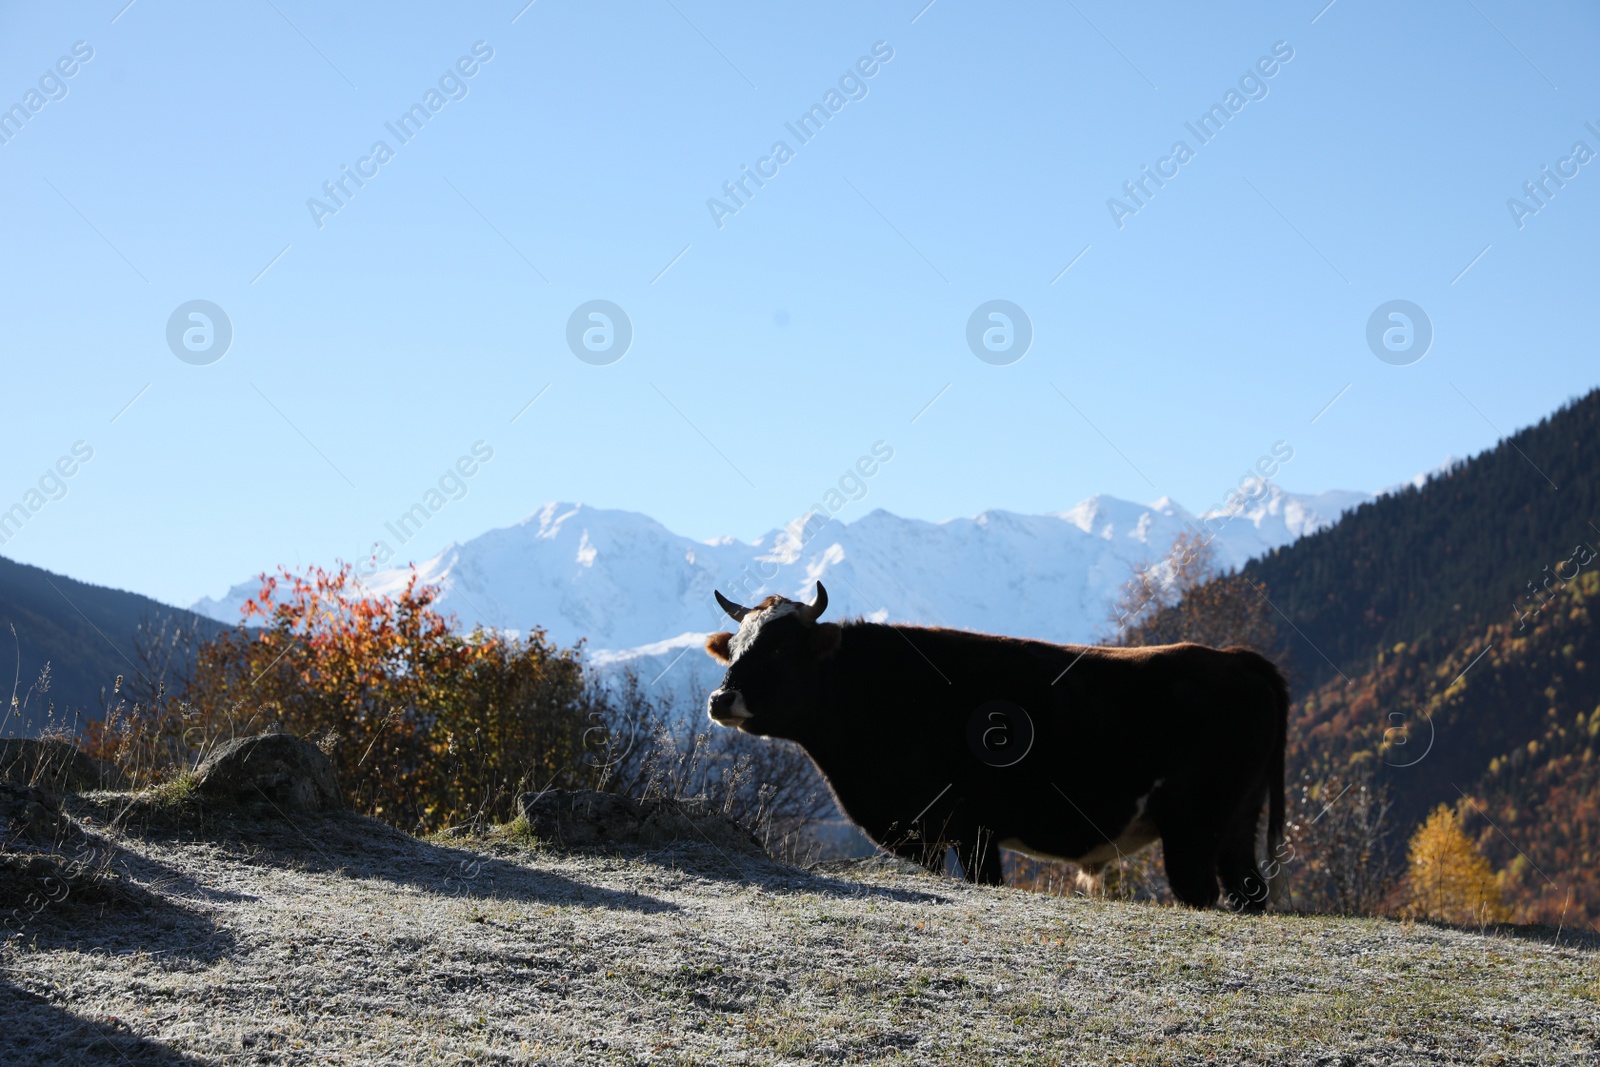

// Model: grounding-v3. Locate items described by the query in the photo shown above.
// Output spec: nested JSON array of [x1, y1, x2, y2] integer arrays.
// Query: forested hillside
[[1243, 388, 1599, 693], [1235, 388, 1600, 925], [1293, 568, 1600, 924]]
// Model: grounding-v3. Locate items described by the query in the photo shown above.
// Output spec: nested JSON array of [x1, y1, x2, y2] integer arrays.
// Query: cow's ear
[[810, 622, 842, 658], [705, 631, 734, 664]]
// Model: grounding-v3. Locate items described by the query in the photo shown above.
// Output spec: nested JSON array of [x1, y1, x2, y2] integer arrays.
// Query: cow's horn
[[797, 581, 829, 623], [715, 590, 751, 622]]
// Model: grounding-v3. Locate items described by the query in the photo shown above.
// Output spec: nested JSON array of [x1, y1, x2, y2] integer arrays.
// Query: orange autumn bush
[[89, 564, 596, 832]]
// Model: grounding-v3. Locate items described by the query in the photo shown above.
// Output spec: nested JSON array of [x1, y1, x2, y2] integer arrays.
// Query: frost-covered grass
[[2, 800, 1597, 1066]]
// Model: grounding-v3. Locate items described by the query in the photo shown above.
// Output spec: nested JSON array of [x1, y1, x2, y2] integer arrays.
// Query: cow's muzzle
[[707, 688, 751, 725]]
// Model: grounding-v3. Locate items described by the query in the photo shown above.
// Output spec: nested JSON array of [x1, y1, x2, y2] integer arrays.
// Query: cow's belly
[[1000, 816, 1160, 867]]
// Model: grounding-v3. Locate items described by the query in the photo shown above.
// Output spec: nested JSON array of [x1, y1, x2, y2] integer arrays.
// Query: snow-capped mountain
[[192, 486, 1371, 696]]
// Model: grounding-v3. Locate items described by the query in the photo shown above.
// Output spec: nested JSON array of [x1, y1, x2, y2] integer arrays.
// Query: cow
[[703, 582, 1288, 911]]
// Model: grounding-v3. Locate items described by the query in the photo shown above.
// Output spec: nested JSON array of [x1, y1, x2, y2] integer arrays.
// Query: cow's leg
[[1218, 794, 1270, 913], [1160, 828, 1221, 908]]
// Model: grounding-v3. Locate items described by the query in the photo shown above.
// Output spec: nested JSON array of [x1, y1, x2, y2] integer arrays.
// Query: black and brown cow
[[703, 582, 1288, 910]]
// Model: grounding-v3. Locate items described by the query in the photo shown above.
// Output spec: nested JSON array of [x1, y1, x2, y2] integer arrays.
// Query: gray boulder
[[516, 789, 765, 856], [194, 733, 343, 812], [0, 738, 123, 794], [0, 782, 72, 846], [1, 783, 117, 912]]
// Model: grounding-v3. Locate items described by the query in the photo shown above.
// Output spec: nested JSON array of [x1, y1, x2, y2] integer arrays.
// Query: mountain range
[[191, 485, 1373, 698]]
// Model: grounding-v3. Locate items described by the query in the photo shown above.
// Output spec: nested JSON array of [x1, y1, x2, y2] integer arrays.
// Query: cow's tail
[[1232, 648, 1290, 907], [1266, 665, 1289, 906]]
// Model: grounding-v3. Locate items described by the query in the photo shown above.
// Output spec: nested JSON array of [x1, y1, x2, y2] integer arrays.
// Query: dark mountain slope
[[0, 554, 220, 736], [1242, 387, 1599, 693], [1213, 386, 1600, 923]]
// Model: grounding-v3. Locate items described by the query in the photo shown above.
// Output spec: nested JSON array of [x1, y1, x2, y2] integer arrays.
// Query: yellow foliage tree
[[1404, 804, 1511, 925]]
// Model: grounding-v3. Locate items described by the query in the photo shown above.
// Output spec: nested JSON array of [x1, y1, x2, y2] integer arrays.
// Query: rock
[[0, 851, 75, 912], [0, 783, 117, 913], [0, 782, 72, 845], [0, 739, 124, 794], [516, 789, 766, 856], [193, 733, 344, 812]]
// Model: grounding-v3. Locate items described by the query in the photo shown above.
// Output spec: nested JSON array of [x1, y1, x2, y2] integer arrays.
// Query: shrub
[[1110, 531, 1282, 656], [1282, 764, 1396, 915], [581, 669, 835, 863], [89, 564, 596, 833]]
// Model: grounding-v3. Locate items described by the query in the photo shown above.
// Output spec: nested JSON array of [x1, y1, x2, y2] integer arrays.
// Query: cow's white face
[[704, 585, 837, 737], [725, 601, 800, 664]]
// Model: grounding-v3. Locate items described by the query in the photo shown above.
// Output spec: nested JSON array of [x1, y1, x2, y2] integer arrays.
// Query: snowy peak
[[192, 489, 1372, 660], [1056, 494, 1186, 541]]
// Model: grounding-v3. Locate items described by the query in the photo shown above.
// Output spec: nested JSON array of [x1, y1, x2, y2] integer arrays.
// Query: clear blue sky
[[1, 0, 1595, 608]]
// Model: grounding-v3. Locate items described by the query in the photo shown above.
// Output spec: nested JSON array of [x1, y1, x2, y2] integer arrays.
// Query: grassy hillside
[[3, 803, 1597, 1065], [0, 555, 221, 737]]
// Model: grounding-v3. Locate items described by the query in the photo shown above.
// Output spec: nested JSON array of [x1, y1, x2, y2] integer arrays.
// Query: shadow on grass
[[1423, 915, 1600, 953], [0, 975, 209, 1065], [78, 792, 952, 910], [91, 798, 683, 915], [5, 869, 239, 963], [531, 840, 954, 906], [1271, 905, 1600, 953], [4, 821, 238, 963]]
